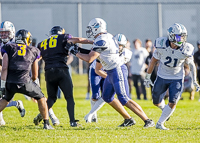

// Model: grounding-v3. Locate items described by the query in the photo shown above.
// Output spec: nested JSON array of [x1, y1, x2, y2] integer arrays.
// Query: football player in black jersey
[[36, 26, 93, 127], [0, 29, 53, 129]]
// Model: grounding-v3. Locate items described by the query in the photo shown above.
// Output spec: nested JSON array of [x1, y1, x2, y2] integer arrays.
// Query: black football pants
[[45, 67, 75, 122]]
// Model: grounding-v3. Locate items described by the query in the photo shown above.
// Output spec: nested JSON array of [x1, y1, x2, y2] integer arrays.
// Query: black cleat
[[118, 118, 136, 127], [144, 119, 155, 128], [91, 118, 97, 122], [70, 120, 81, 127], [43, 123, 54, 130], [33, 114, 43, 125]]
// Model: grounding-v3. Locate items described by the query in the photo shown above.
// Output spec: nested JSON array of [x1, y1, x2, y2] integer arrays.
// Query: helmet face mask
[[86, 26, 93, 38], [0, 21, 15, 43], [167, 23, 187, 47], [86, 18, 107, 38]]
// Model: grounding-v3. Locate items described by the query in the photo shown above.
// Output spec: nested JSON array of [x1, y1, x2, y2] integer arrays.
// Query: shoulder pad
[[154, 37, 169, 49], [180, 42, 194, 57], [94, 40, 106, 47]]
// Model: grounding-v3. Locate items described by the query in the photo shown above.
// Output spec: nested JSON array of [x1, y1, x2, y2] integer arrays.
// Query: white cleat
[[50, 115, 60, 126], [16, 100, 25, 117], [156, 122, 169, 130], [0, 112, 5, 126], [84, 114, 93, 123], [0, 118, 5, 126]]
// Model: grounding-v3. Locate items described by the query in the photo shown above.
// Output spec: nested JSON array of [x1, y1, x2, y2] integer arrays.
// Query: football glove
[[144, 73, 154, 88], [64, 42, 74, 50], [69, 44, 79, 56], [193, 81, 200, 92]]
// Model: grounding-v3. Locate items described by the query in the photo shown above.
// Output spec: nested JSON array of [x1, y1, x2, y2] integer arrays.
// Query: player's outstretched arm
[[68, 37, 93, 45], [76, 50, 100, 63]]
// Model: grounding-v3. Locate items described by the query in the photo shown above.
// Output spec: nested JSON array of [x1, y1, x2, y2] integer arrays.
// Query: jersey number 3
[[41, 35, 58, 50], [17, 44, 26, 56], [164, 56, 178, 67]]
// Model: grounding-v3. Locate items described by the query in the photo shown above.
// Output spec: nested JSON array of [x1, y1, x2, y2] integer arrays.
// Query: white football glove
[[144, 73, 154, 88], [193, 81, 200, 92]]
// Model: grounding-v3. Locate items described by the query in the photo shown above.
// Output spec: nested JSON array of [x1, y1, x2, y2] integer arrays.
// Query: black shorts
[[3, 80, 44, 102], [45, 67, 73, 99]]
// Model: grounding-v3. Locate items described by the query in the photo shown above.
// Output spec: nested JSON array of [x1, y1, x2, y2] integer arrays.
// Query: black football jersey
[[37, 34, 71, 70], [1, 43, 40, 83]]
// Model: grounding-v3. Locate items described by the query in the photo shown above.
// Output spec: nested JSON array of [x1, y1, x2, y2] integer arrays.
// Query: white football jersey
[[154, 37, 194, 79], [92, 33, 123, 70], [120, 48, 132, 64]]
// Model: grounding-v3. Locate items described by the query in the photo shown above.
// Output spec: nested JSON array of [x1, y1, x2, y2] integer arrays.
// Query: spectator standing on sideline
[[124, 40, 133, 98], [144, 39, 157, 95], [130, 39, 149, 100], [194, 40, 200, 101]]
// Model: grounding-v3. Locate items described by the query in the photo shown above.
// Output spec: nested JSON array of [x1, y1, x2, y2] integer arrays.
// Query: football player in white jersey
[[84, 33, 132, 123], [0, 21, 26, 126], [144, 23, 200, 130], [69, 18, 154, 127]]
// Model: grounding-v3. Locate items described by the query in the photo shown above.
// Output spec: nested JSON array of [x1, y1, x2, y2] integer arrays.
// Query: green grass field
[[1, 74, 200, 143]]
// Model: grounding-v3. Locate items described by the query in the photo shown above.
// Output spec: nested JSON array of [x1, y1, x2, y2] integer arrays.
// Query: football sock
[[90, 98, 97, 119], [43, 119, 50, 125], [158, 104, 175, 124], [66, 97, 75, 122], [88, 97, 105, 117], [0, 112, 3, 120], [158, 99, 165, 111], [90, 98, 96, 108], [6, 101, 17, 107], [49, 108, 56, 118]]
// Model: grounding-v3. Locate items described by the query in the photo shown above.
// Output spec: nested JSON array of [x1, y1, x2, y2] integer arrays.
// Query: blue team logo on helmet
[[94, 23, 100, 28], [0, 21, 4, 28], [94, 40, 106, 46], [168, 27, 173, 33]]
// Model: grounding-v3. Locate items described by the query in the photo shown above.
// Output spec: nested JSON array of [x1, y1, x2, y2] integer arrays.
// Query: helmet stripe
[[118, 34, 122, 42], [1, 21, 4, 28]]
